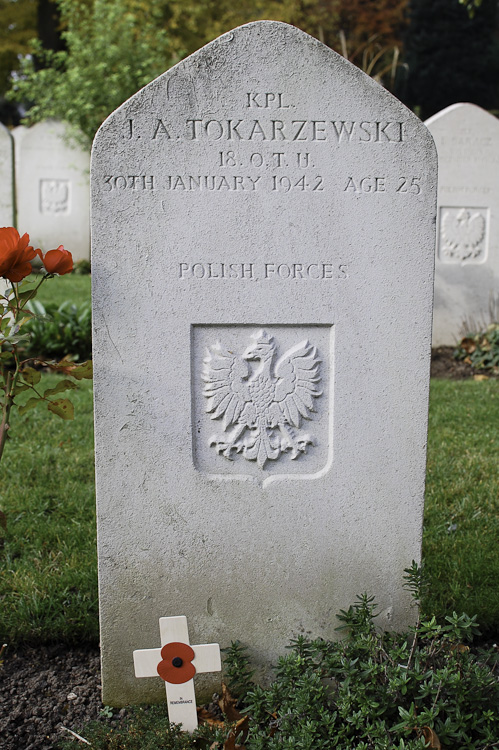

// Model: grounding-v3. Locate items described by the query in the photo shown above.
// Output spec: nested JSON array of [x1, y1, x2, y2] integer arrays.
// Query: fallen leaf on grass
[[474, 374, 489, 381]]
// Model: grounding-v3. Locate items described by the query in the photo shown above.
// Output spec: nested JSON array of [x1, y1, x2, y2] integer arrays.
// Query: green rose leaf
[[12, 384, 30, 396], [69, 360, 93, 380], [21, 367, 41, 386], [44, 379, 78, 398], [18, 397, 43, 415], [17, 289, 37, 303], [47, 398, 75, 420]]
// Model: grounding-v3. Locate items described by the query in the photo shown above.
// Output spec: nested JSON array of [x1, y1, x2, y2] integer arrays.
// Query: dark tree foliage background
[[402, 0, 499, 119]]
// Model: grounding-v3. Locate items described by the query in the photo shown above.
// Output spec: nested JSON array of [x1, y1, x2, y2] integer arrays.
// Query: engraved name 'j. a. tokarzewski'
[[202, 330, 322, 469]]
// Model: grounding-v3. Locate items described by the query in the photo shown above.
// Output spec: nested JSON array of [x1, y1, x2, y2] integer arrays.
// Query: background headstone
[[0, 122, 14, 226], [16, 121, 90, 262], [426, 103, 499, 345], [91, 21, 437, 705], [12, 124, 28, 192]]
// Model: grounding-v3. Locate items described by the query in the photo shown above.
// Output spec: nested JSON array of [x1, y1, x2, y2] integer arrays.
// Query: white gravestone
[[0, 123, 14, 226], [426, 103, 499, 345], [91, 21, 437, 705], [12, 125, 28, 191], [133, 615, 221, 732], [16, 121, 90, 262]]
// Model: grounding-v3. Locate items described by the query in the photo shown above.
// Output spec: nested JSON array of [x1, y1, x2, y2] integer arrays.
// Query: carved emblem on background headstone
[[202, 330, 322, 468], [39, 179, 70, 214], [439, 207, 487, 262]]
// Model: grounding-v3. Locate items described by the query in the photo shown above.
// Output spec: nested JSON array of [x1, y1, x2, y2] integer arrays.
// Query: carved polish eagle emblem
[[202, 330, 322, 469], [441, 208, 486, 261]]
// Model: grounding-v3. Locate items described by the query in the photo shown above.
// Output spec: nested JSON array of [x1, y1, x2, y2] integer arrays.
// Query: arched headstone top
[[94, 21, 435, 160]]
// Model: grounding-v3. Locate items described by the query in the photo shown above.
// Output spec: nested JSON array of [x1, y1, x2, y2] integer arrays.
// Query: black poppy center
[[172, 657, 183, 668]]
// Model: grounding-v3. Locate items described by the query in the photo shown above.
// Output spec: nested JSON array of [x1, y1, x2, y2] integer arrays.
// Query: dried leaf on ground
[[199, 686, 249, 749], [460, 338, 477, 354], [197, 706, 224, 729], [450, 643, 470, 653], [422, 726, 441, 748], [223, 717, 248, 750], [219, 683, 243, 722]]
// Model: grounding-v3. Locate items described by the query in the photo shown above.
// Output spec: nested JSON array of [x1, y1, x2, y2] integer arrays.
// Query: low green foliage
[[240, 593, 498, 749], [58, 705, 230, 750], [58, 572, 499, 750], [22, 299, 92, 361], [59, 706, 198, 749], [221, 639, 255, 699], [454, 323, 499, 371]]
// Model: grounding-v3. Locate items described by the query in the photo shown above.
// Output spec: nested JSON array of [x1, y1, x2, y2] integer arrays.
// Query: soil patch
[[431, 346, 498, 379], [0, 645, 104, 750]]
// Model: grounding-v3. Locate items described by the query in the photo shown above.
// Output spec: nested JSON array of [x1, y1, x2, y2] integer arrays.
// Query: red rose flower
[[157, 642, 196, 684], [41, 245, 73, 275], [0, 227, 38, 282]]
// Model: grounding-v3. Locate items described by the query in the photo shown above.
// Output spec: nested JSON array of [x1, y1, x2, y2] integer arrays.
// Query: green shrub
[[454, 323, 499, 371], [23, 299, 92, 361], [241, 594, 497, 749], [8, 0, 175, 144], [58, 567, 499, 750]]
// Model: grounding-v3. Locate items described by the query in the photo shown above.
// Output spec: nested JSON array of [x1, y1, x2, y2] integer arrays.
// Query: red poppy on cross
[[133, 615, 221, 732]]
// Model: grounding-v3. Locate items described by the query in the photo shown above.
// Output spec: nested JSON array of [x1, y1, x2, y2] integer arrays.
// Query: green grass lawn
[[0, 375, 97, 644], [1, 271, 498, 652], [424, 378, 499, 630], [24, 272, 91, 309]]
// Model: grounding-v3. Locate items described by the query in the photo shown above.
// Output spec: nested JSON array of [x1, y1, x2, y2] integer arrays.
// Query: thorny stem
[[0, 370, 15, 462]]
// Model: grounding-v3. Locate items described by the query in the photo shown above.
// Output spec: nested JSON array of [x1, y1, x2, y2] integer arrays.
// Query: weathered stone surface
[[91, 21, 437, 705], [426, 103, 499, 345], [16, 121, 90, 262], [0, 122, 14, 226]]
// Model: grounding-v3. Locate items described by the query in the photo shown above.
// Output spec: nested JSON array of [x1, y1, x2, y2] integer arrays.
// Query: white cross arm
[[133, 647, 162, 678], [192, 643, 221, 673], [133, 643, 221, 678]]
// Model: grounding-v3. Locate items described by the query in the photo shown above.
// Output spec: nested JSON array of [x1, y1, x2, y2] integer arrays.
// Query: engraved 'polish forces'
[[202, 330, 322, 469]]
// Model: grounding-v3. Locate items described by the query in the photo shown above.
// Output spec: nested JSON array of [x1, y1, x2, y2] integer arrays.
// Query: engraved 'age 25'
[[202, 330, 322, 469]]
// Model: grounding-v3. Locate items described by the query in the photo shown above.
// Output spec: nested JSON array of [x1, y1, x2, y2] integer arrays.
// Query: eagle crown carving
[[202, 329, 323, 468]]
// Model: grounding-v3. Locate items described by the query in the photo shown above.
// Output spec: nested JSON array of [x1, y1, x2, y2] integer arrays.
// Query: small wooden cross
[[133, 615, 221, 732]]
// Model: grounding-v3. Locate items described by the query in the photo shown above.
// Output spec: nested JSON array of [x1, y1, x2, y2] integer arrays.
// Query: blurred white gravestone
[[426, 103, 499, 345], [16, 121, 90, 262], [91, 21, 437, 705], [0, 123, 14, 226], [133, 615, 221, 732], [12, 125, 28, 189]]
